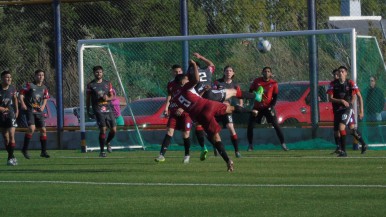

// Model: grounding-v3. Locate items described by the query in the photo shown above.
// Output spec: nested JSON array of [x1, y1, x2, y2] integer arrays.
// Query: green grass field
[[1, 149, 385, 217]]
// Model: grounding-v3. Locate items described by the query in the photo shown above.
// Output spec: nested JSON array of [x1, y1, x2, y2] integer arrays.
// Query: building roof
[[328, 16, 386, 38]]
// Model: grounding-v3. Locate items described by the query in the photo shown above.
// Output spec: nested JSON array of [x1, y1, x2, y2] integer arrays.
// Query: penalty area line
[[1, 180, 386, 188]]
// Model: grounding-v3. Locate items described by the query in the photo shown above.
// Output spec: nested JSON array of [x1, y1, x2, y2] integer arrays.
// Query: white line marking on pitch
[[1, 180, 386, 188]]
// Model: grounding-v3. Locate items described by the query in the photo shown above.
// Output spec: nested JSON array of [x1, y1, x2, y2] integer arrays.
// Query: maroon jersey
[[20, 82, 50, 114], [166, 79, 181, 114], [249, 77, 278, 109], [86, 79, 113, 113], [170, 81, 227, 135]]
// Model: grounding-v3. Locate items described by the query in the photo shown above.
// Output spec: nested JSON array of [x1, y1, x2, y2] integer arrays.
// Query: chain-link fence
[[0, 0, 385, 124]]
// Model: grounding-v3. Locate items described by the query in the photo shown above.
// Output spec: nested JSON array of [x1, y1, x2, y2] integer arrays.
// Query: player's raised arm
[[189, 60, 199, 84], [193, 52, 214, 67]]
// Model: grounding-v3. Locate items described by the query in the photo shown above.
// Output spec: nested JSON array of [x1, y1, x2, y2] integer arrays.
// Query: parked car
[[64, 107, 97, 127], [122, 97, 168, 127], [274, 81, 333, 124], [17, 98, 79, 127], [233, 81, 334, 126]]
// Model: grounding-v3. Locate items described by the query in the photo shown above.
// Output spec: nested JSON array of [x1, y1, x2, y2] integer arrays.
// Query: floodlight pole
[[308, 0, 319, 138], [53, 0, 64, 148], [180, 0, 189, 71]]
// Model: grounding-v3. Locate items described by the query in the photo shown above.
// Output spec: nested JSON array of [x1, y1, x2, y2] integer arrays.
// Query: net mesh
[[80, 31, 386, 151]]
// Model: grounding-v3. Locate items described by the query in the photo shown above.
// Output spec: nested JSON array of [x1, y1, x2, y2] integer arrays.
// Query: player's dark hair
[[338, 66, 348, 71], [331, 68, 339, 75], [172, 64, 182, 70], [262, 66, 272, 72], [223, 65, 235, 78], [1, 70, 11, 78], [174, 74, 187, 84], [93, 65, 103, 72], [34, 69, 45, 75], [370, 75, 377, 81]]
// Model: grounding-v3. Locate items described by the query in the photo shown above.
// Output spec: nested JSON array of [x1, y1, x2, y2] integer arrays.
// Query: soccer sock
[[40, 136, 47, 153], [183, 137, 190, 156], [339, 130, 347, 152], [214, 141, 229, 163], [272, 122, 285, 144], [160, 134, 172, 156], [231, 134, 239, 152], [105, 131, 116, 145], [351, 129, 366, 147], [5, 143, 11, 160], [334, 135, 340, 149], [8, 142, 15, 159], [99, 133, 106, 152], [23, 134, 32, 151], [195, 129, 206, 148]]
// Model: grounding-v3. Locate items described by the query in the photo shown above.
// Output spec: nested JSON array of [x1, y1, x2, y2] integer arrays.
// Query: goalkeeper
[[247, 67, 288, 152]]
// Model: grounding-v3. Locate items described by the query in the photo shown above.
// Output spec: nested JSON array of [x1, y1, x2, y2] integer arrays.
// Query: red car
[[274, 81, 333, 124], [122, 97, 168, 127]]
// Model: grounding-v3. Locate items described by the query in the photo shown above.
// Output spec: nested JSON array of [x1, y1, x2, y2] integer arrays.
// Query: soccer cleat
[[227, 160, 234, 172], [154, 155, 165, 162], [99, 152, 107, 158], [7, 158, 17, 166], [40, 152, 50, 158], [107, 144, 112, 153], [183, 155, 190, 164], [361, 144, 368, 154], [281, 143, 289, 151], [331, 147, 341, 154], [200, 148, 208, 161], [254, 86, 264, 102], [12, 157, 18, 165], [337, 151, 347, 157], [247, 145, 253, 152], [235, 152, 241, 158], [22, 150, 31, 159]]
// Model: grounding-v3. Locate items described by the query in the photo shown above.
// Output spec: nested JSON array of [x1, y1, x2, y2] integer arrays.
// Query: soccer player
[[193, 53, 260, 156], [247, 67, 288, 151], [0, 71, 19, 165], [86, 66, 117, 157], [213, 65, 243, 158], [327, 66, 367, 157], [155, 64, 196, 163], [170, 60, 251, 172], [20, 69, 50, 159], [330, 68, 364, 154]]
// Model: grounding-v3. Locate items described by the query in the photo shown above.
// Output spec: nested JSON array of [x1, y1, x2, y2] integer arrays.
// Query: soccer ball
[[257, 39, 272, 53]]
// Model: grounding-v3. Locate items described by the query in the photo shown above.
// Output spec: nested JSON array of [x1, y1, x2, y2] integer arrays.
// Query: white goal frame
[[77, 28, 357, 151]]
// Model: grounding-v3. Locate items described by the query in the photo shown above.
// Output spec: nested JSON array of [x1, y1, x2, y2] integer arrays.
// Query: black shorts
[[203, 89, 226, 102], [26, 111, 46, 128], [95, 112, 116, 128], [333, 108, 355, 131], [215, 114, 233, 128], [250, 107, 277, 124], [0, 113, 17, 128]]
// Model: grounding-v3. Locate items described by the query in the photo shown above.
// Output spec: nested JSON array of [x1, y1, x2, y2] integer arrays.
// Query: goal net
[[77, 29, 386, 152]]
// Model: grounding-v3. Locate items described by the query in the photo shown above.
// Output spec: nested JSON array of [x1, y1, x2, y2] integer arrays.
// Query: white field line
[[1, 180, 386, 188]]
